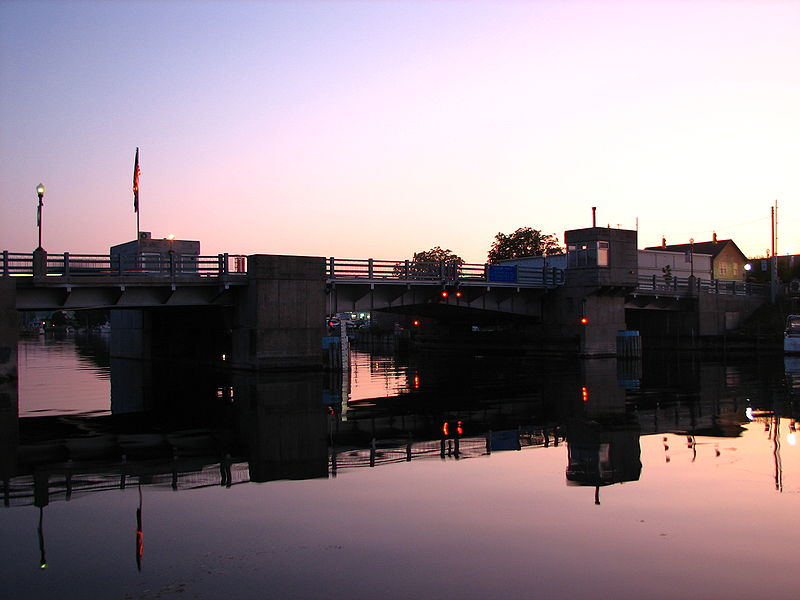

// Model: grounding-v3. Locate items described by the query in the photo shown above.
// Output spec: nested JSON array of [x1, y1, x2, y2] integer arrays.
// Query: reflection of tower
[[565, 358, 642, 503]]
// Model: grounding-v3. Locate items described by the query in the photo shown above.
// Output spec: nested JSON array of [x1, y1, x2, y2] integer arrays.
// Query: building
[[496, 231, 747, 284], [644, 235, 749, 281], [637, 249, 712, 281], [110, 232, 200, 273]]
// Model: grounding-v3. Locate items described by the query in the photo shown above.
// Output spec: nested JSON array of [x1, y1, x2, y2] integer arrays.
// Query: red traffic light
[[580, 317, 589, 325], [455, 290, 462, 298], [440, 290, 449, 298], [412, 320, 420, 327]]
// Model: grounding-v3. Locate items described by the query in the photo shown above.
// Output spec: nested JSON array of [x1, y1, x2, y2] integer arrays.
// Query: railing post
[[404, 260, 410, 280], [169, 252, 176, 277], [2, 250, 8, 277], [368, 258, 374, 279], [63, 252, 70, 276], [714, 279, 719, 294], [652, 274, 657, 289], [329, 257, 335, 279], [32, 248, 47, 277]]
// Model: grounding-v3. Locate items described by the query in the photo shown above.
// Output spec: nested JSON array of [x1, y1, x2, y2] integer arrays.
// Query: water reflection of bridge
[[3, 347, 796, 509], [3, 415, 567, 508], [3, 394, 774, 509]]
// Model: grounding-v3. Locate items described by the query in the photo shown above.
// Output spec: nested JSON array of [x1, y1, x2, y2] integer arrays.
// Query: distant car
[[786, 315, 800, 354]]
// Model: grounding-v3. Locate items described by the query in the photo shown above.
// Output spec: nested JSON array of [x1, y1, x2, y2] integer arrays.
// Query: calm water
[[1, 334, 799, 599]]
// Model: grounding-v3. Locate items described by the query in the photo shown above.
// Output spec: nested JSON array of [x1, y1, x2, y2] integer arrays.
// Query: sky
[[1, 0, 798, 263]]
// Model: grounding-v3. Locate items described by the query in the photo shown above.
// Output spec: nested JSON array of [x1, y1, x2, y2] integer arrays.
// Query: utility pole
[[771, 202, 779, 303]]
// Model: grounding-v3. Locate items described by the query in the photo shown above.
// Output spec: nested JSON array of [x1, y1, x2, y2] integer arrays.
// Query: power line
[[664, 215, 770, 238]]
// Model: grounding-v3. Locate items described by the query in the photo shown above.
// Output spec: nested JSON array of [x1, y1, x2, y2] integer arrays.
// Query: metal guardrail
[[327, 258, 565, 288], [2, 251, 768, 297], [635, 274, 768, 296], [330, 428, 563, 472], [1, 251, 248, 278], [0, 252, 33, 275]]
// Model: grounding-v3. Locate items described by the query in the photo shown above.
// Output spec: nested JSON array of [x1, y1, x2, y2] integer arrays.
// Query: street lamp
[[36, 183, 45, 250]]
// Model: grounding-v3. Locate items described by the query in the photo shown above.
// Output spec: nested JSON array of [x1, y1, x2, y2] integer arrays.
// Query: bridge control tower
[[110, 231, 200, 273], [545, 227, 638, 356]]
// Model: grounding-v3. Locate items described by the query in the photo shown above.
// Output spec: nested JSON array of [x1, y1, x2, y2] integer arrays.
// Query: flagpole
[[133, 147, 140, 243]]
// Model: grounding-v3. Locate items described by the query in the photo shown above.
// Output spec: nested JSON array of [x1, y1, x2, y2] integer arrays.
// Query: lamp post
[[689, 238, 694, 277], [36, 183, 45, 250]]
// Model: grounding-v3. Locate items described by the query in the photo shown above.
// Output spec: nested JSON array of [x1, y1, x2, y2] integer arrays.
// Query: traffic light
[[580, 317, 589, 325], [440, 289, 449, 298]]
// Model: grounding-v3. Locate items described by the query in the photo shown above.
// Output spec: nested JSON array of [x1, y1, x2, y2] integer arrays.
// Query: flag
[[133, 147, 140, 213]]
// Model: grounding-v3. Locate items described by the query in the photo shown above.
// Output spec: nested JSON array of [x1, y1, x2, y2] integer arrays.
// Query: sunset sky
[[1, 0, 798, 263]]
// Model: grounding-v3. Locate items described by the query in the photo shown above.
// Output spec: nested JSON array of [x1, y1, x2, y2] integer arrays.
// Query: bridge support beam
[[231, 255, 326, 371]]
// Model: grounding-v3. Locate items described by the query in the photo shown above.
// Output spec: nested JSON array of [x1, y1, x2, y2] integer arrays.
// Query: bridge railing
[[327, 258, 564, 287], [2, 251, 248, 278], [636, 274, 768, 296], [1, 252, 34, 276]]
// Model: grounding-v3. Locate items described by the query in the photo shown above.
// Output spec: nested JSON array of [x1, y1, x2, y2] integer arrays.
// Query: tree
[[410, 246, 463, 265], [487, 227, 562, 263], [394, 246, 464, 279]]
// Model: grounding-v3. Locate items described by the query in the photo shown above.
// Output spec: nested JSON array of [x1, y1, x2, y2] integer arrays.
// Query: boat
[[785, 314, 800, 354]]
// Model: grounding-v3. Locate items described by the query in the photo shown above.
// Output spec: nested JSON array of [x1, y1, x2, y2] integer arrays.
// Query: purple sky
[[1, 0, 798, 262]]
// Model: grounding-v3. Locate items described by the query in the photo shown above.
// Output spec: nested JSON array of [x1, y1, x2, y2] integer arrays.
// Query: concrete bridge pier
[[231, 255, 327, 371], [0, 278, 17, 382], [0, 279, 18, 491], [548, 288, 628, 356], [110, 310, 153, 361]]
